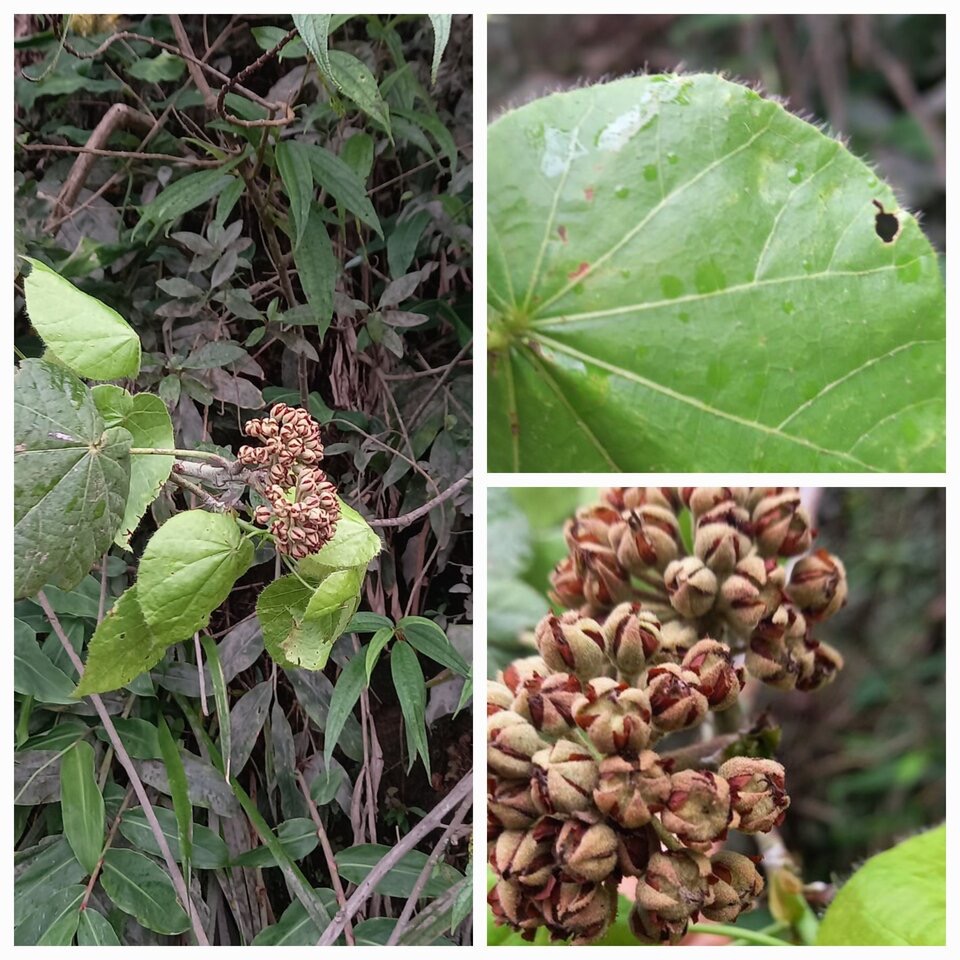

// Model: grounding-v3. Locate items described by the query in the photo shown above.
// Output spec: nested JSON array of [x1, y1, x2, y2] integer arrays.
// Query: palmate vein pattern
[[487, 74, 945, 472]]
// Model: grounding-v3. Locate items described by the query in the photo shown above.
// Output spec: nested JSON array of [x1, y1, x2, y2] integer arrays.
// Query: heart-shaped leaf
[[92, 385, 174, 549], [298, 500, 381, 576], [488, 73, 945, 472], [817, 825, 945, 945], [137, 510, 253, 642], [23, 258, 141, 380], [14, 359, 131, 599]]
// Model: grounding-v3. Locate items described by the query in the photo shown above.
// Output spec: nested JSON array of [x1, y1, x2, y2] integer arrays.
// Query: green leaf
[[292, 14, 336, 88], [200, 634, 231, 781], [335, 844, 462, 898], [276, 140, 314, 251], [251, 889, 339, 945], [427, 14, 452, 85], [397, 615, 470, 676], [94, 717, 160, 758], [15, 837, 86, 925], [59, 740, 104, 875], [323, 647, 368, 766], [15, 618, 76, 703], [365, 626, 394, 682], [128, 51, 185, 82], [23, 258, 141, 379], [137, 510, 253, 642], [390, 641, 430, 775], [817, 825, 945, 945], [138, 167, 238, 230], [14, 359, 131, 599], [341, 131, 374, 181], [299, 500, 381, 576], [348, 611, 393, 633], [77, 908, 120, 945], [305, 143, 383, 237], [92, 385, 175, 548], [14, 883, 84, 945], [257, 575, 314, 670], [231, 818, 319, 867], [328, 49, 392, 139], [75, 587, 169, 696], [100, 848, 189, 935], [157, 716, 193, 883], [310, 767, 344, 807], [488, 73, 945, 472], [388, 210, 432, 279], [179, 340, 249, 369], [294, 566, 364, 670], [119, 807, 229, 869], [294, 203, 337, 331]]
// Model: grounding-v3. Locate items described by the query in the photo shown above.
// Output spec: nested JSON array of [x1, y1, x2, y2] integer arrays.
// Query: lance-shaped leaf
[[100, 848, 190, 935], [488, 73, 945, 472], [14, 883, 85, 945], [59, 739, 104, 875], [92, 385, 174, 549], [14, 359, 131, 599], [22, 257, 141, 379], [137, 510, 253, 642], [328, 50, 392, 139], [427, 14, 452, 85]]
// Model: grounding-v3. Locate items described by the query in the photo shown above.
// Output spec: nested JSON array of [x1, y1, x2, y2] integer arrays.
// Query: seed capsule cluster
[[487, 487, 848, 944], [238, 403, 340, 559]]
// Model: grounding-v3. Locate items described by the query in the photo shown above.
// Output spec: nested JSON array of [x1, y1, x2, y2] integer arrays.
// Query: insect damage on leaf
[[872, 200, 901, 243]]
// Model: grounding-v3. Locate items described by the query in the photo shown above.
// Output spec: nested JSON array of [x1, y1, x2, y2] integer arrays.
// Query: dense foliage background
[[14, 13, 472, 946], [488, 487, 945, 896], [488, 13, 945, 252]]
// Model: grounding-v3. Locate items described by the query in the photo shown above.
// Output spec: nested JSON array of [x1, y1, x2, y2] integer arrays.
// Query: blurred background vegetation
[[488, 14, 945, 252], [487, 487, 945, 887]]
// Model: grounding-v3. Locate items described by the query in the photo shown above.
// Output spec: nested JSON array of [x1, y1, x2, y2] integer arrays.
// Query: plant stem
[[129, 446, 231, 465], [687, 923, 792, 946]]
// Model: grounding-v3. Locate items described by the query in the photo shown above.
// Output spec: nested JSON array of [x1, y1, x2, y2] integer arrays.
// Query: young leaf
[[488, 73, 945, 472], [156, 716, 193, 884], [292, 14, 336, 89], [276, 140, 315, 251], [427, 14, 452, 85], [364, 626, 394, 682], [100, 848, 190, 935], [137, 511, 253, 643], [14, 359, 131, 599], [305, 143, 383, 237], [59, 739, 104, 875], [323, 646, 369, 766], [328, 50, 392, 139], [397, 615, 470, 676], [76, 587, 170, 696], [390, 641, 430, 775], [817, 825, 945, 945], [22, 258, 141, 379], [92, 386, 175, 549], [200, 634, 231, 780], [299, 499, 381, 576]]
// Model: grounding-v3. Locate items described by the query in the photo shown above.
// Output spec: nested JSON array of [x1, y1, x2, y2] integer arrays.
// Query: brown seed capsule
[[795, 639, 844, 692], [534, 612, 608, 680], [787, 550, 848, 621], [593, 752, 672, 829], [575, 543, 634, 610], [488, 878, 543, 935], [718, 554, 771, 635], [655, 620, 700, 665], [544, 881, 618, 945], [682, 638, 743, 711], [694, 501, 753, 574], [703, 850, 764, 922], [719, 757, 790, 833], [488, 777, 539, 830], [573, 677, 653, 755], [549, 555, 587, 609], [752, 489, 814, 557], [604, 487, 680, 512], [660, 769, 732, 847], [602, 602, 662, 679], [663, 556, 719, 618], [512, 673, 581, 737], [609, 504, 682, 574], [646, 663, 709, 732], [554, 820, 619, 883], [565, 505, 620, 552], [530, 739, 600, 815], [499, 656, 550, 695], [486, 680, 514, 715], [490, 827, 555, 888], [631, 849, 714, 943], [614, 822, 660, 876], [487, 711, 548, 780], [680, 487, 747, 517]]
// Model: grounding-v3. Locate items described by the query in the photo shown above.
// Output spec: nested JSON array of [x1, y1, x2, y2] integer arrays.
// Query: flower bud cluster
[[238, 403, 340, 559], [489, 488, 848, 944]]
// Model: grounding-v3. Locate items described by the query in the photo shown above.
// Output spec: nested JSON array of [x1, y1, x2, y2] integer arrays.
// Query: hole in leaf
[[872, 200, 900, 243]]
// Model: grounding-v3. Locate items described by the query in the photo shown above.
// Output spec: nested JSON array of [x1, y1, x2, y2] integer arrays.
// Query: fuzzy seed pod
[[663, 556, 719, 618], [752, 490, 814, 557], [661, 769, 732, 847], [530, 739, 600, 815], [487, 711, 548, 780], [787, 550, 848, 621], [535, 612, 608, 680], [718, 554, 771, 635], [544, 881, 618, 945], [719, 757, 790, 833], [602, 603, 662, 678], [694, 501, 753, 574], [680, 487, 747, 517], [604, 487, 679, 512], [703, 851, 764, 922], [573, 677, 653, 755], [614, 823, 660, 877], [575, 543, 633, 609], [655, 620, 700, 665], [488, 878, 542, 936], [795, 639, 844, 692], [555, 820, 619, 883], [488, 777, 539, 830], [646, 663, 708, 732], [609, 505, 682, 574], [512, 673, 581, 737], [593, 752, 672, 829], [499, 656, 550, 695], [486, 680, 514, 714], [490, 827, 554, 888], [630, 849, 714, 944], [549, 555, 588, 609]]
